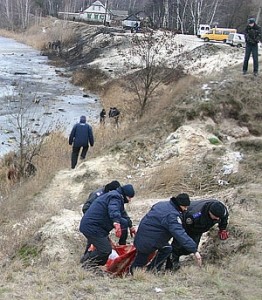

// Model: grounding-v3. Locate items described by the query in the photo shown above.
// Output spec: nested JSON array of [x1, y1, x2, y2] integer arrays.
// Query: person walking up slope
[[69, 115, 94, 169]]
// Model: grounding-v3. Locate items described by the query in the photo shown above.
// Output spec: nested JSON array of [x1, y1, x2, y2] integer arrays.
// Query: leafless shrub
[[71, 68, 108, 92]]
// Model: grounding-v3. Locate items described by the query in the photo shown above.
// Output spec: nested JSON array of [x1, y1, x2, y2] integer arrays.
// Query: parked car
[[226, 33, 246, 48], [201, 28, 237, 43]]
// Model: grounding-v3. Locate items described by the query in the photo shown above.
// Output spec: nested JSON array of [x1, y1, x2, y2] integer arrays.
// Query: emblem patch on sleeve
[[177, 216, 182, 224], [186, 217, 193, 225]]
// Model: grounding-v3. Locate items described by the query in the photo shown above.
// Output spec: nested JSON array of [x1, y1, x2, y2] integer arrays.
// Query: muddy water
[[0, 36, 101, 157]]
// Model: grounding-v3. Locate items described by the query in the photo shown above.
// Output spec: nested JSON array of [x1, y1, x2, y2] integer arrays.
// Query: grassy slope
[[0, 20, 262, 300]]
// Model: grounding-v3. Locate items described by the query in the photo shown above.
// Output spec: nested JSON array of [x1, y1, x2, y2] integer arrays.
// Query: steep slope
[[0, 22, 262, 299]]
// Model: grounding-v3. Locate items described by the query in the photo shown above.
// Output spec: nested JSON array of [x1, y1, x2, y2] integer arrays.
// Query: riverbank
[[0, 36, 101, 157]]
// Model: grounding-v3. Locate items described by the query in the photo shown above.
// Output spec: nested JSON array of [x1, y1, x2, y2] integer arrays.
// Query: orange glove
[[129, 227, 136, 237], [114, 223, 122, 238], [218, 229, 229, 240]]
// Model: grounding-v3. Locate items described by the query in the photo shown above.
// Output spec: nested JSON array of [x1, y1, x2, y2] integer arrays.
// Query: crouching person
[[79, 184, 135, 269], [130, 194, 202, 274], [166, 199, 229, 271]]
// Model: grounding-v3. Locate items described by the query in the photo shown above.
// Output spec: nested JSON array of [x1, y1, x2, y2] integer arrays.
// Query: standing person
[[243, 17, 262, 76], [100, 108, 106, 125], [79, 184, 136, 268], [166, 199, 229, 271], [69, 115, 94, 169], [130, 194, 202, 274]]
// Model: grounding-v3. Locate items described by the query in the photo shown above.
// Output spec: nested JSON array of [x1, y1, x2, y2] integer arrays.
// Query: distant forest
[[0, 0, 260, 33]]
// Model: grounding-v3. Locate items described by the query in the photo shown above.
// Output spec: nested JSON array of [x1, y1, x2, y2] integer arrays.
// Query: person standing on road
[[69, 115, 94, 169], [130, 194, 202, 274], [243, 17, 262, 76], [166, 199, 229, 271]]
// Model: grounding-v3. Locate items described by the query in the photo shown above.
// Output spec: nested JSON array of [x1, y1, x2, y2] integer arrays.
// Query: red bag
[[105, 243, 137, 276]]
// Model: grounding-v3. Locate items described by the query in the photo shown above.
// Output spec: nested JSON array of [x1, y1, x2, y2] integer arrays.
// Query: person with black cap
[[130, 193, 202, 274], [166, 199, 229, 271], [243, 17, 262, 76], [69, 115, 94, 169], [79, 184, 136, 268], [80, 181, 134, 262]]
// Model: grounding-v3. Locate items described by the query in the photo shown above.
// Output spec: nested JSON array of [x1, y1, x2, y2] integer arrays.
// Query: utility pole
[[256, 7, 261, 24], [104, 0, 109, 26]]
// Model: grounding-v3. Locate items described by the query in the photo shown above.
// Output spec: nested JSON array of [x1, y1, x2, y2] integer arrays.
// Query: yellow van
[[201, 28, 237, 43]]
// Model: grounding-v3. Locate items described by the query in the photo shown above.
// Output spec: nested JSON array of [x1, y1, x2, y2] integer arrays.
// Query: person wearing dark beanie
[[130, 194, 202, 274], [69, 115, 94, 169], [166, 199, 229, 271], [79, 183, 136, 268], [171, 193, 190, 208]]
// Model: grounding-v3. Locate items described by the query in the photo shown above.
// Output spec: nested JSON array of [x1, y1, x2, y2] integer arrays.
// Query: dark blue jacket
[[69, 122, 94, 148], [134, 200, 197, 254], [81, 188, 132, 228], [184, 199, 229, 235], [79, 190, 128, 237]]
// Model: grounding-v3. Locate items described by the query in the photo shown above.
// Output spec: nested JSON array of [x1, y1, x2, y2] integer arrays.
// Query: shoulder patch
[[186, 217, 193, 225], [177, 216, 182, 224], [192, 212, 202, 219]]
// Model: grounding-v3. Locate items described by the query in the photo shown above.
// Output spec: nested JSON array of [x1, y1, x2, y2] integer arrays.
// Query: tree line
[[0, 0, 260, 33]]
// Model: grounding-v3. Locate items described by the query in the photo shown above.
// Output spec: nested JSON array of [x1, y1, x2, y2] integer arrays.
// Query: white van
[[197, 24, 210, 38], [226, 33, 245, 48]]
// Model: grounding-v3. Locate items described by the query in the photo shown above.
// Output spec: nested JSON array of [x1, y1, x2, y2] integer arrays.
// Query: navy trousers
[[243, 43, 259, 73]]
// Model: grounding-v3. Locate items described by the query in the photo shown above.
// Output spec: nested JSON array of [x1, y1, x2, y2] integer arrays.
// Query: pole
[[256, 7, 261, 24], [104, 0, 109, 26]]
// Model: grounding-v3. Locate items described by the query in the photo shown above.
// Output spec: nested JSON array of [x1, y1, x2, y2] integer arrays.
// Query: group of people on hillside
[[78, 180, 229, 274], [67, 17, 262, 170], [68, 108, 121, 169], [100, 107, 120, 127]]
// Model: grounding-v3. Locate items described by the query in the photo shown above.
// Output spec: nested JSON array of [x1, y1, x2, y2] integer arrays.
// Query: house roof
[[91, 0, 105, 7], [123, 14, 140, 21], [83, 1, 106, 13], [111, 10, 128, 17]]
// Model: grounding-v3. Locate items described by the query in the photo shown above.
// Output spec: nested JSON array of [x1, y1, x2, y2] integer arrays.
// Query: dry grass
[[0, 24, 262, 300]]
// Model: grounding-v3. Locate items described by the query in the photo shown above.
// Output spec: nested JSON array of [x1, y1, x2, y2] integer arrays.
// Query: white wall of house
[[80, 1, 111, 24]]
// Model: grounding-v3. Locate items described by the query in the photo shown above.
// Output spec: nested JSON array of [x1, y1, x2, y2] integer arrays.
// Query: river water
[[0, 36, 101, 157]]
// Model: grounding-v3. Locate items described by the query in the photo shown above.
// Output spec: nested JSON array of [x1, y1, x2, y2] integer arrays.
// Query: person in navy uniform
[[166, 199, 229, 271], [79, 184, 136, 267], [80, 180, 135, 263], [130, 194, 202, 274], [69, 115, 94, 169]]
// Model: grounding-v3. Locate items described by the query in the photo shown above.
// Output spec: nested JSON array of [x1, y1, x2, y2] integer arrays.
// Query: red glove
[[129, 227, 136, 238], [218, 229, 229, 240], [114, 223, 122, 238]]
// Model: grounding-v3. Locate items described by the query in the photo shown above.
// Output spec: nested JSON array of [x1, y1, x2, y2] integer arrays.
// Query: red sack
[[105, 243, 136, 276]]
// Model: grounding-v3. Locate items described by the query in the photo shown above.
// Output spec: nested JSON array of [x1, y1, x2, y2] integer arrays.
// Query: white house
[[79, 0, 111, 25]]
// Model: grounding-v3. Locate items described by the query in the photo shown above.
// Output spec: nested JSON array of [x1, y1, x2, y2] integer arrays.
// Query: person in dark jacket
[[79, 184, 136, 267], [81, 180, 135, 256], [100, 108, 106, 125], [69, 115, 94, 169], [243, 17, 262, 76], [166, 199, 229, 271], [130, 194, 202, 273]]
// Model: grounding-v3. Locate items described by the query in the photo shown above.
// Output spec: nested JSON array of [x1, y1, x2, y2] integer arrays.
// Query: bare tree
[[125, 31, 182, 117], [6, 84, 51, 179]]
